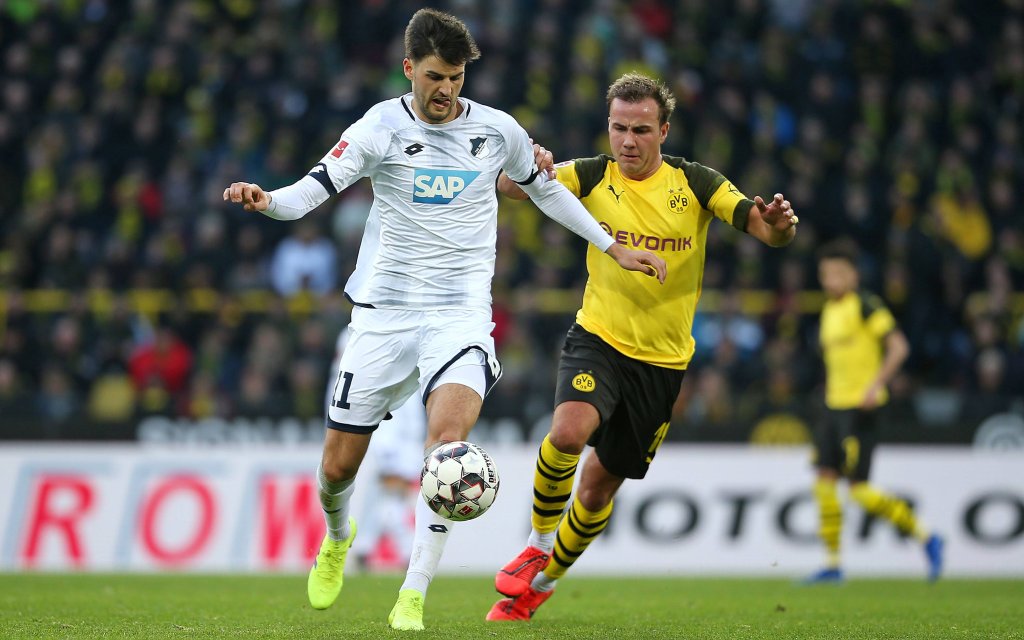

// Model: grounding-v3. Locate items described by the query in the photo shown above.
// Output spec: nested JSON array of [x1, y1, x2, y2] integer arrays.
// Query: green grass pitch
[[1, 574, 1021, 639]]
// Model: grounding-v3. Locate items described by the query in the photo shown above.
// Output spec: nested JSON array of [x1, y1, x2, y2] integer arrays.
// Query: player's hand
[[754, 193, 798, 230], [223, 182, 270, 212], [529, 138, 556, 179], [605, 243, 667, 284], [860, 383, 883, 410]]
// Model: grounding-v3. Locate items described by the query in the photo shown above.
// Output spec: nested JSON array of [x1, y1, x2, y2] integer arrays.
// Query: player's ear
[[403, 58, 414, 81], [660, 122, 670, 143]]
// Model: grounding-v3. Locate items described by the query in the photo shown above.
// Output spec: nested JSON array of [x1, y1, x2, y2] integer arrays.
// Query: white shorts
[[326, 306, 502, 433]]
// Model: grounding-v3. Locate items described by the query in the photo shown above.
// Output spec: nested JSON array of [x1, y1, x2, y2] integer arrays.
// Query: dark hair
[[404, 8, 481, 66], [817, 238, 860, 266], [606, 73, 677, 125]]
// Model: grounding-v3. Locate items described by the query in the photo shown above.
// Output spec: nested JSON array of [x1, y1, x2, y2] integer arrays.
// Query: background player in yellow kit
[[804, 238, 943, 583]]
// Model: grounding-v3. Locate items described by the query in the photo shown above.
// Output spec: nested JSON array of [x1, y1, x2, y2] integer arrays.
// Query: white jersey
[[306, 94, 538, 313]]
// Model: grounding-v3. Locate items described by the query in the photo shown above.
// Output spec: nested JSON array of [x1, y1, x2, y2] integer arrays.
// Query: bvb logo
[[572, 372, 596, 392], [668, 193, 688, 213]]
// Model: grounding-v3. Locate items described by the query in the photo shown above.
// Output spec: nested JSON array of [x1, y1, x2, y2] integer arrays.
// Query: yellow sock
[[531, 435, 580, 534], [813, 478, 842, 568], [850, 483, 928, 542], [545, 496, 613, 580]]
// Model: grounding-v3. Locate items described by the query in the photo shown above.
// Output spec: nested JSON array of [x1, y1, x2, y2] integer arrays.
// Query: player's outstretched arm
[[223, 176, 331, 221], [745, 193, 798, 247]]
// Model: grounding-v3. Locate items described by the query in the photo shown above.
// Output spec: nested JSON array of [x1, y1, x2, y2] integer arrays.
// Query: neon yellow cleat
[[307, 517, 357, 610], [387, 588, 425, 631]]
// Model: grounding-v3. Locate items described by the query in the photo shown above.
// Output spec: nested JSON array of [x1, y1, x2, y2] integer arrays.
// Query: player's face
[[818, 258, 859, 299], [404, 56, 465, 124], [608, 98, 669, 180]]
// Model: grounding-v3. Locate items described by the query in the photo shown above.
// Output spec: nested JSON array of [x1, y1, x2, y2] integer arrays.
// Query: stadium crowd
[[0, 0, 1021, 442]]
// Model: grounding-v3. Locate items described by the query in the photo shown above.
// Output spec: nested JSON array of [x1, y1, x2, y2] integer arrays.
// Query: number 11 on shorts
[[332, 371, 354, 410]]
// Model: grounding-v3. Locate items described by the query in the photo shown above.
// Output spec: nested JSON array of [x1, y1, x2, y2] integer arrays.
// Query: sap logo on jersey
[[413, 169, 480, 204]]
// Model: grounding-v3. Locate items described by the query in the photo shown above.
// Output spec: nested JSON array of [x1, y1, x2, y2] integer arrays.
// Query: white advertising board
[[0, 444, 1020, 576]]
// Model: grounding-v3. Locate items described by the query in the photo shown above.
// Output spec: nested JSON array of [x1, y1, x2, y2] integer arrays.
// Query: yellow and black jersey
[[819, 290, 897, 409], [555, 154, 754, 369]]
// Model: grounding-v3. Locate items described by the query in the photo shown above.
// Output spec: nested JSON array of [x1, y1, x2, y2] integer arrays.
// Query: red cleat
[[495, 546, 551, 597], [485, 586, 554, 621]]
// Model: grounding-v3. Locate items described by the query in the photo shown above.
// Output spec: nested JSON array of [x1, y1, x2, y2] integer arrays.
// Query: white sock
[[400, 498, 451, 595], [528, 530, 556, 553], [317, 463, 354, 541], [531, 572, 557, 592]]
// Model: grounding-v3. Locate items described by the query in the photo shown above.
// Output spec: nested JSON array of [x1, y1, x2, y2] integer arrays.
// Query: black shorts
[[553, 324, 685, 479], [812, 408, 880, 482]]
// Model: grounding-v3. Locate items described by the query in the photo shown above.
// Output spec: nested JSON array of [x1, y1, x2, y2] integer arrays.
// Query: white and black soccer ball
[[420, 441, 499, 521]]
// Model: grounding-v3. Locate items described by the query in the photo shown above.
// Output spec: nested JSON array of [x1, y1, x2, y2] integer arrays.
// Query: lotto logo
[[413, 169, 480, 204]]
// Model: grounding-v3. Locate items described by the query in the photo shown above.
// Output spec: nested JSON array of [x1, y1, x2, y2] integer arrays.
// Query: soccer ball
[[420, 441, 499, 521]]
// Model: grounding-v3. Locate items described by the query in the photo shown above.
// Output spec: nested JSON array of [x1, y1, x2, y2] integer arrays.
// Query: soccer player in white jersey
[[224, 8, 666, 631]]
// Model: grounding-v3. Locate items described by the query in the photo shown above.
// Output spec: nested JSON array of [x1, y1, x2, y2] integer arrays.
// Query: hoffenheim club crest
[[470, 136, 490, 158]]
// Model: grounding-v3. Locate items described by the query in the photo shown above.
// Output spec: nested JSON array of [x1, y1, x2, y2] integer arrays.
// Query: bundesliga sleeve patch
[[330, 139, 348, 158]]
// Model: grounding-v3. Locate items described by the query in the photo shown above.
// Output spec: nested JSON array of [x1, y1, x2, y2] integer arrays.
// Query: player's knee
[[547, 427, 587, 455], [816, 467, 839, 481], [576, 485, 614, 513], [548, 404, 599, 454], [848, 481, 874, 504], [320, 455, 360, 483]]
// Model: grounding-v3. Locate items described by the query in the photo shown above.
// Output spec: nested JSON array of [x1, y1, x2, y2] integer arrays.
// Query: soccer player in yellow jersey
[[805, 239, 944, 584], [485, 73, 799, 621]]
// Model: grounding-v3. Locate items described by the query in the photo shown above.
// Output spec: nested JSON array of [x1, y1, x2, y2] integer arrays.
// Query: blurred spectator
[[269, 218, 339, 296], [35, 363, 81, 424], [225, 225, 271, 293], [692, 289, 765, 364], [178, 370, 228, 420], [682, 368, 738, 433], [289, 358, 326, 421], [128, 323, 194, 397], [960, 348, 1014, 429], [234, 366, 291, 419], [0, 357, 33, 421], [86, 365, 136, 424]]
